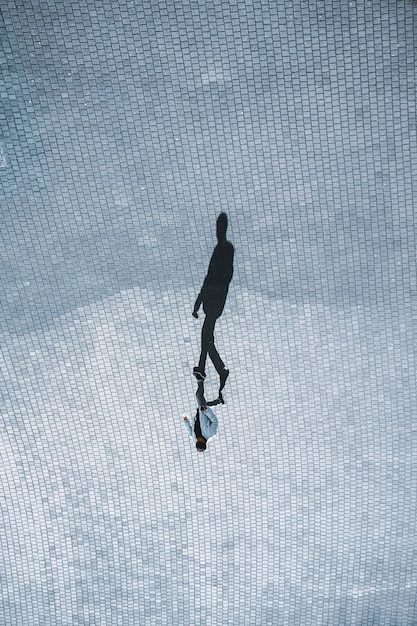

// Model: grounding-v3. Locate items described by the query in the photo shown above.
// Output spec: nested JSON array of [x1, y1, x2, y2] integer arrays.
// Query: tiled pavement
[[1, 1, 416, 624]]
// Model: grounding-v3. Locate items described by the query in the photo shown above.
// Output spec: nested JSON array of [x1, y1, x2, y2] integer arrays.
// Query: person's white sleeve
[[184, 419, 193, 437]]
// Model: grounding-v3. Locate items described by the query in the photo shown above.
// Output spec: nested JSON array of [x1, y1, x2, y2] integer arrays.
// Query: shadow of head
[[216, 212, 228, 241]]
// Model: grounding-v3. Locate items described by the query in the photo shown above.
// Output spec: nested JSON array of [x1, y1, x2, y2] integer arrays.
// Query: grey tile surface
[[1, 1, 416, 624]]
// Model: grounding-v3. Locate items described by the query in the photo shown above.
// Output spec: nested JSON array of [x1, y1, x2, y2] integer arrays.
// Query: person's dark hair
[[196, 439, 207, 451]]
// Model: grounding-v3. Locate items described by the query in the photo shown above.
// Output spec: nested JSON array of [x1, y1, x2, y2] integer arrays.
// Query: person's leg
[[195, 380, 207, 408], [198, 313, 229, 395], [197, 314, 217, 374], [207, 339, 226, 375], [199, 313, 225, 375], [206, 394, 224, 406]]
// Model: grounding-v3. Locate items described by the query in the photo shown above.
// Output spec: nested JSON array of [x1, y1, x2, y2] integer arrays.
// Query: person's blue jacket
[[183, 406, 218, 443]]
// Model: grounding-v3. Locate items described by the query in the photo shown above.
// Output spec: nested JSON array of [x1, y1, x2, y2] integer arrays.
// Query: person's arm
[[183, 416, 193, 437], [193, 269, 213, 315], [193, 273, 209, 316], [193, 290, 203, 317], [193, 247, 218, 316]]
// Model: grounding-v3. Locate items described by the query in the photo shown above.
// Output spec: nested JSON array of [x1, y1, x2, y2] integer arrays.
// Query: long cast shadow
[[192, 212, 234, 401]]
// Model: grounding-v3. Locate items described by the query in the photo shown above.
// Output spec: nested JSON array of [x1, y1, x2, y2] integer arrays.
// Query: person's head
[[196, 437, 207, 452], [216, 212, 228, 241]]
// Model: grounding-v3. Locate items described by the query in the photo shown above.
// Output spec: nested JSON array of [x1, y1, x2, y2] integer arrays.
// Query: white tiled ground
[[1, 1, 416, 624]]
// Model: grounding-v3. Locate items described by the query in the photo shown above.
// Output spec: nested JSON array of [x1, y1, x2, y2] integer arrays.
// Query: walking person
[[183, 380, 218, 452], [192, 212, 234, 400]]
